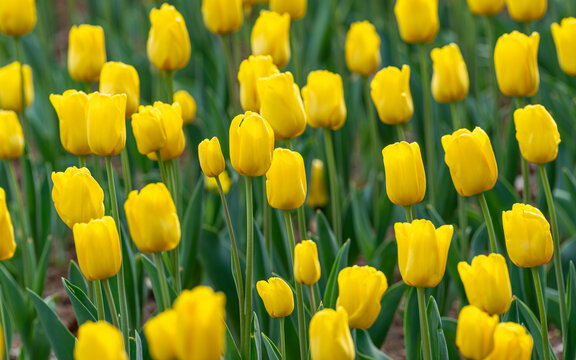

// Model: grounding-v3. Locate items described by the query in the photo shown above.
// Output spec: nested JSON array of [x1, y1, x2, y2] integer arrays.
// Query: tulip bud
[[251, 10, 291, 69], [0, 0, 36, 37], [455, 305, 499, 360], [147, 3, 191, 71], [174, 286, 226, 360], [50, 90, 91, 155], [270, 0, 306, 20], [309, 307, 355, 360], [466, 0, 504, 16], [73, 216, 122, 281], [0, 110, 24, 160], [131, 105, 167, 155], [551, 18, 576, 76], [441, 127, 498, 197], [51, 167, 105, 229], [99, 62, 140, 118], [266, 148, 307, 210], [336, 265, 388, 329], [395, 219, 453, 287], [505, 0, 546, 22], [294, 240, 321, 285], [394, 0, 439, 44], [345, 21, 381, 76], [144, 310, 178, 360], [87, 92, 127, 156], [257, 72, 306, 140], [514, 105, 560, 164], [229, 111, 275, 177], [202, 0, 243, 34], [307, 159, 328, 209], [302, 70, 346, 130], [205, 171, 232, 194], [502, 203, 553, 268], [173, 90, 197, 124], [238, 55, 280, 112], [431, 43, 469, 103], [494, 31, 540, 97], [371, 65, 413, 125], [198, 137, 226, 178], [382, 141, 426, 206], [256, 277, 294, 318], [458, 254, 512, 315], [484, 322, 534, 360], [146, 102, 186, 161], [0, 61, 34, 113], [0, 188, 17, 261], [74, 321, 127, 360], [68, 25, 106, 83]]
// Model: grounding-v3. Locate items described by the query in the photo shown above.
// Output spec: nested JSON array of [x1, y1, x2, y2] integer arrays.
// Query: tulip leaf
[[0, 264, 32, 334], [251, 312, 262, 360], [566, 262, 576, 360], [350, 186, 375, 261], [426, 295, 446, 359], [129, 331, 143, 360], [315, 210, 339, 291], [32, 237, 53, 295], [225, 323, 242, 360], [440, 317, 461, 360], [503, 297, 520, 323], [68, 260, 87, 295], [403, 287, 420, 360], [436, 329, 449, 360], [369, 281, 406, 347], [140, 254, 177, 309], [356, 329, 392, 360], [517, 298, 556, 360], [323, 239, 350, 309], [62, 278, 96, 326], [181, 180, 204, 290], [261, 332, 281, 360]]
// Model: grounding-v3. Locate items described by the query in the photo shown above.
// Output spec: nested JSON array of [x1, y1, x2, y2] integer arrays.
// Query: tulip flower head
[[0, 110, 24, 160], [0, 61, 34, 112], [431, 43, 469, 103], [50, 90, 91, 155], [86, 92, 127, 156], [302, 70, 347, 130], [466, 0, 504, 16], [551, 18, 576, 76], [266, 148, 307, 210], [257, 277, 294, 317], [198, 137, 226, 178], [382, 141, 426, 206], [455, 305, 499, 360], [74, 321, 127, 360], [294, 240, 321, 285], [174, 90, 197, 124], [371, 65, 413, 125], [514, 105, 560, 164], [484, 322, 533, 360], [309, 307, 355, 360], [145, 102, 186, 161], [270, 0, 306, 20], [345, 21, 381, 76], [202, 0, 243, 34], [0, 188, 16, 261], [0, 0, 36, 37], [505, 0, 547, 22], [494, 31, 540, 97], [99, 61, 140, 118], [147, 3, 191, 71], [144, 310, 178, 360], [131, 105, 167, 155], [68, 24, 106, 83], [229, 111, 275, 177], [306, 159, 328, 209], [251, 10, 291, 69], [394, 0, 439, 44], [238, 55, 280, 112]]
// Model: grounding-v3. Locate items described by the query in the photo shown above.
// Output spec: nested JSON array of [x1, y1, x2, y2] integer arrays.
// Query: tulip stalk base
[[532, 267, 551, 360], [78, 155, 86, 168], [417, 287, 432, 360], [478, 192, 498, 253], [280, 317, 286, 360], [102, 278, 120, 330], [419, 44, 436, 205], [363, 76, 381, 232], [153, 252, 171, 311], [120, 149, 132, 198], [241, 176, 254, 360], [308, 285, 317, 314], [166, 159, 181, 293], [164, 70, 174, 104], [323, 129, 342, 244], [94, 280, 105, 321], [403, 205, 414, 222]]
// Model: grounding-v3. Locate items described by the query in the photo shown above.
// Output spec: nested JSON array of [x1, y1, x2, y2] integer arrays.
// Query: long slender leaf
[[62, 278, 96, 325], [323, 240, 350, 309]]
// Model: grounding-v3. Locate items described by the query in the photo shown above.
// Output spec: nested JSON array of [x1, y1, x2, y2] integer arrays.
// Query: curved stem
[[323, 129, 341, 244], [102, 278, 120, 330], [417, 287, 432, 360], [478, 192, 498, 253], [418, 44, 436, 205], [364, 76, 381, 231], [532, 267, 551, 360], [241, 176, 254, 360], [280, 317, 286, 360], [153, 252, 171, 312], [94, 280, 105, 321]]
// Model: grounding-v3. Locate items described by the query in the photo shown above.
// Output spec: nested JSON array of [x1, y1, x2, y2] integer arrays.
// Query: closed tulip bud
[[382, 141, 426, 206], [0, 110, 24, 160], [336, 266, 388, 329], [73, 216, 122, 281], [229, 111, 275, 177], [87, 92, 127, 156], [484, 322, 534, 360], [0, 0, 36, 36], [51, 167, 105, 229], [99, 62, 140, 118], [505, 0, 546, 22], [345, 21, 381, 76], [514, 105, 560, 164], [458, 254, 512, 315], [257, 277, 294, 318], [395, 219, 453, 287], [238, 55, 280, 112], [173, 90, 196, 124], [495, 31, 540, 97], [0, 61, 33, 112], [146, 102, 186, 161], [0, 188, 17, 261], [270, 0, 306, 20], [147, 4, 191, 71], [466, 0, 504, 16], [144, 310, 178, 360], [205, 171, 232, 194], [50, 90, 91, 155], [307, 159, 328, 209], [174, 286, 226, 360], [68, 25, 106, 83], [502, 203, 553, 268], [266, 148, 307, 210], [302, 70, 346, 130], [551, 18, 576, 76], [74, 321, 127, 360], [310, 307, 355, 360], [455, 305, 499, 360], [431, 43, 469, 103], [131, 105, 167, 155], [198, 137, 225, 178], [294, 240, 321, 285], [394, 0, 439, 44], [202, 0, 243, 34], [251, 10, 291, 69], [371, 65, 413, 124], [125, 183, 180, 254], [442, 127, 498, 197]]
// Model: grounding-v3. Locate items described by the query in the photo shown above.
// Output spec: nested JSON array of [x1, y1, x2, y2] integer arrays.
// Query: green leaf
[[226, 323, 242, 360], [403, 287, 420, 360], [323, 240, 350, 309], [441, 317, 461, 360], [261, 332, 281, 360], [566, 262, 576, 360], [140, 255, 176, 309], [62, 278, 96, 325], [517, 298, 556, 360], [369, 282, 406, 347], [426, 295, 443, 358], [356, 329, 392, 360], [315, 210, 339, 291], [181, 180, 204, 290], [350, 186, 375, 261], [68, 260, 87, 295], [129, 332, 143, 360], [32, 237, 52, 294], [251, 312, 262, 360]]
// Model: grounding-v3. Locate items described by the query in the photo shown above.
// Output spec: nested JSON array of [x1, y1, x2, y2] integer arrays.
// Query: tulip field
[[1, 0, 576, 359]]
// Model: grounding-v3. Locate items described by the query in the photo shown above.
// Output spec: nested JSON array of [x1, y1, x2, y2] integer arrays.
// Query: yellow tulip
[[294, 240, 321, 285], [0, 188, 16, 261], [394, 0, 439, 44], [505, 0, 546, 22], [551, 18, 576, 76], [0, 0, 36, 36], [205, 171, 232, 194], [74, 321, 127, 360], [125, 183, 180, 254], [0, 110, 24, 160], [345, 21, 381, 76], [270, 0, 306, 20], [484, 322, 534, 360], [394, 219, 453, 287], [455, 305, 499, 360], [309, 307, 355, 360], [73, 216, 122, 281], [458, 254, 512, 315], [146, 102, 186, 161], [174, 286, 226, 360], [251, 10, 291, 69], [147, 3, 191, 71], [371, 65, 413, 125], [51, 167, 105, 229], [307, 159, 328, 209], [198, 137, 225, 178], [302, 70, 346, 130], [173, 90, 197, 124], [266, 148, 307, 210], [50, 90, 91, 155], [494, 31, 540, 97], [238, 55, 280, 112], [502, 203, 553, 268], [431, 43, 469, 103], [202, 0, 243, 34], [144, 310, 178, 360], [68, 25, 106, 83], [382, 141, 426, 206], [336, 265, 388, 329], [87, 92, 127, 156], [99, 62, 140, 118], [514, 105, 560, 164], [0, 61, 34, 112], [131, 105, 167, 156], [441, 127, 498, 197], [256, 277, 294, 318], [229, 111, 275, 177], [466, 0, 504, 16]]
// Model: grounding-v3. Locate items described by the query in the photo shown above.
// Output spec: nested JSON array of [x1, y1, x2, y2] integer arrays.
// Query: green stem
[[403, 205, 414, 222], [531, 267, 551, 360], [94, 280, 105, 321], [156, 151, 169, 191], [14, 37, 30, 145], [102, 278, 120, 330], [78, 155, 87, 168], [222, 34, 239, 113], [417, 287, 432, 360], [323, 129, 341, 244], [458, 196, 468, 260], [120, 149, 132, 198], [167, 160, 181, 293], [364, 76, 381, 231], [482, 16, 498, 126], [241, 176, 254, 360], [263, 180, 272, 270], [290, 22, 302, 85], [0, 290, 9, 360], [449, 102, 461, 130], [522, 158, 530, 204], [478, 192, 498, 253], [153, 252, 171, 312], [280, 317, 286, 360], [308, 285, 317, 314], [165, 71, 174, 104], [396, 124, 406, 142], [418, 44, 436, 205]]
